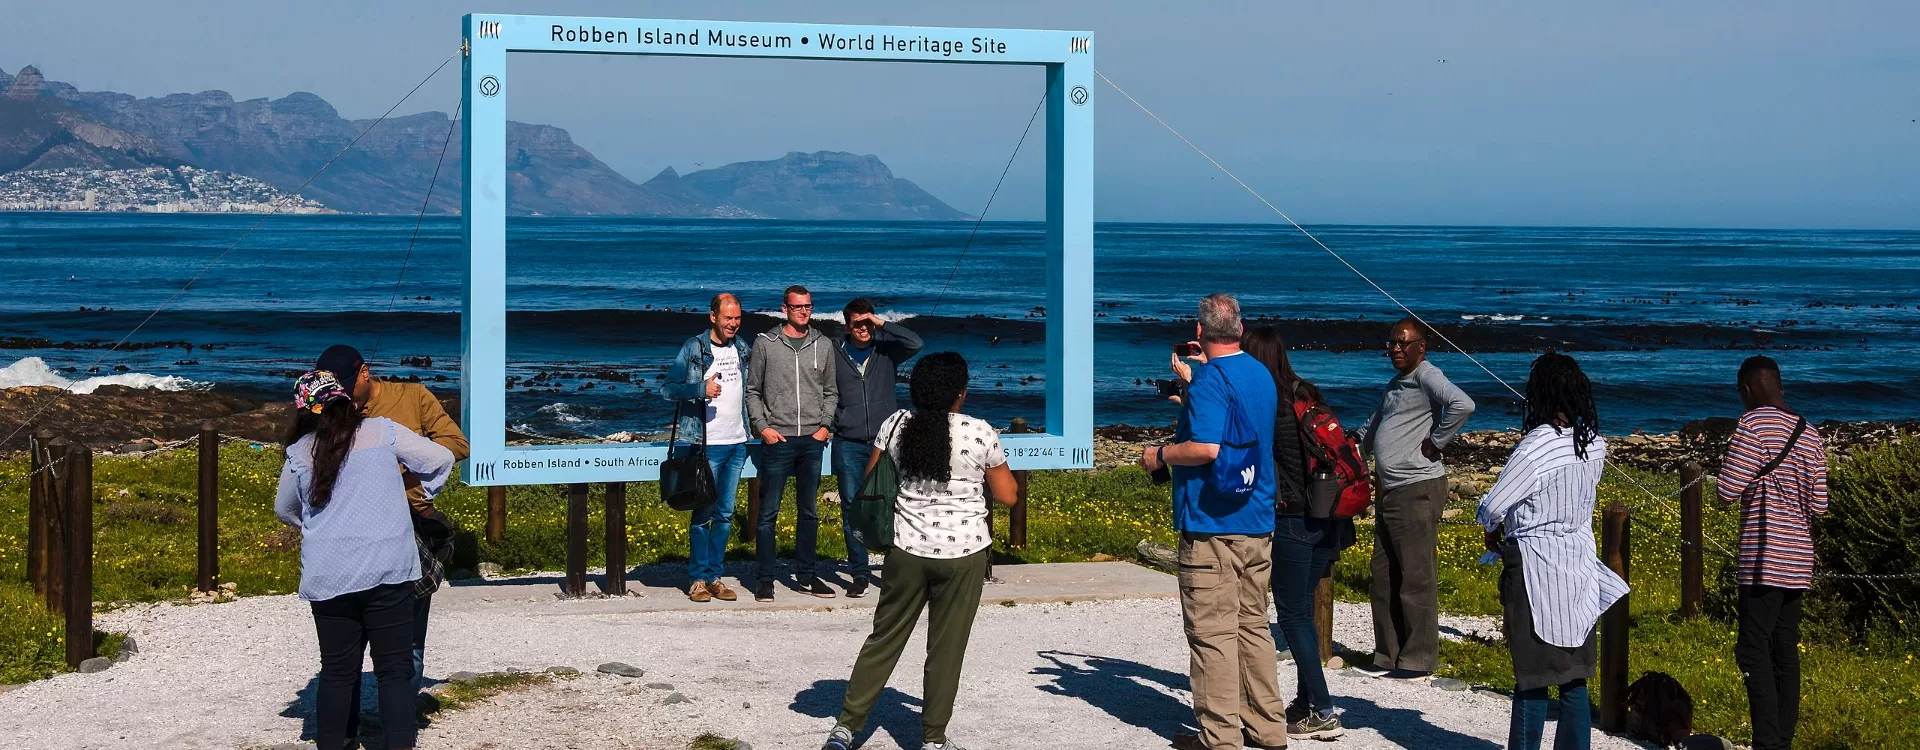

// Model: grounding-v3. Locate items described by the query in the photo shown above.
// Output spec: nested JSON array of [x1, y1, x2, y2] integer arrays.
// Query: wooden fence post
[[1679, 461, 1704, 619], [197, 423, 219, 593], [62, 439, 94, 668], [485, 485, 506, 545], [27, 430, 49, 602], [743, 477, 762, 543], [1600, 502, 1631, 732], [39, 435, 70, 615], [1314, 575, 1334, 664], [565, 483, 589, 597], [604, 482, 627, 596], [1007, 418, 1030, 550]]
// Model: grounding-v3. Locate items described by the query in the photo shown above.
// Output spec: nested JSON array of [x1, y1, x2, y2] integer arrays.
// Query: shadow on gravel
[[1031, 651, 1195, 741], [280, 674, 399, 750], [1335, 696, 1501, 749], [791, 680, 925, 749]]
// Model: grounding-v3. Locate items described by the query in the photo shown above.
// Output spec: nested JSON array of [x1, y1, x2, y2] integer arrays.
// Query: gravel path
[[0, 582, 1645, 750]]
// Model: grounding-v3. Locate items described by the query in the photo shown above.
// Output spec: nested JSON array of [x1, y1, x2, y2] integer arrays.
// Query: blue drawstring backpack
[[1198, 379, 1262, 513]]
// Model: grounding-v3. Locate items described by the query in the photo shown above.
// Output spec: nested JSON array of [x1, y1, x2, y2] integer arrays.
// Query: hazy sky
[[5, 1, 1916, 228]]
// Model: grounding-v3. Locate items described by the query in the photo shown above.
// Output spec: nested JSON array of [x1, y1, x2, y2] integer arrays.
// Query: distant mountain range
[[0, 65, 970, 219]]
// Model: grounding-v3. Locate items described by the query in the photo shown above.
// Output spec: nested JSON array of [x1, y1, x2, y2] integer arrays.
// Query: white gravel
[[0, 590, 1645, 750]]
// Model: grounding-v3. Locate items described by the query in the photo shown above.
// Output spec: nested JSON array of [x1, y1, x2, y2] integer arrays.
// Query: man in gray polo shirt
[[1353, 317, 1476, 679]]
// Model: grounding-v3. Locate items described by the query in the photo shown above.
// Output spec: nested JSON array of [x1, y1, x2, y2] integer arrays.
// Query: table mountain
[[0, 65, 967, 218]]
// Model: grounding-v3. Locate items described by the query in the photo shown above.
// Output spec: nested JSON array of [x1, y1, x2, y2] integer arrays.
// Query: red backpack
[[1291, 388, 1373, 519]]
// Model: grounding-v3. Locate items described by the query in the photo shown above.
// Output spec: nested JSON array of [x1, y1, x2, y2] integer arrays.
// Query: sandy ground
[[0, 564, 1646, 750]]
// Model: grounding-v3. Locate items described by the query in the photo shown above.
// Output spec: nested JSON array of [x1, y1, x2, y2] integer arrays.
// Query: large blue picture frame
[[460, 14, 1094, 485]]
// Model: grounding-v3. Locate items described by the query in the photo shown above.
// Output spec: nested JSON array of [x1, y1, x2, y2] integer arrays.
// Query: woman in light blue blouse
[[275, 370, 452, 750], [1476, 353, 1628, 750]]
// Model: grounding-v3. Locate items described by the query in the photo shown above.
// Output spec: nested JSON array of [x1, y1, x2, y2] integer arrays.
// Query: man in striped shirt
[[1715, 355, 1828, 750]]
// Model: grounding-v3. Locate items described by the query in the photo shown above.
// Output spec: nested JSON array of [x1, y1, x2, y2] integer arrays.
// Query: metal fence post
[[1679, 461, 1704, 619], [197, 423, 219, 593], [62, 440, 94, 668], [1600, 502, 1631, 732], [485, 485, 506, 545], [565, 483, 589, 597], [604, 482, 627, 596]]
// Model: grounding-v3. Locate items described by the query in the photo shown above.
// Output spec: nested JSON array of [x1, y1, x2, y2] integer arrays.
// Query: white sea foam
[[0, 356, 202, 393], [532, 402, 598, 424], [1459, 314, 1532, 322], [751, 310, 920, 325]]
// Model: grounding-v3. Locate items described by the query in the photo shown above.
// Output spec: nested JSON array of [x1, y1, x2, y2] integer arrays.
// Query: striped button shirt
[[1716, 406, 1828, 590], [274, 418, 454, 602], [1478, 425, 1629, 648]]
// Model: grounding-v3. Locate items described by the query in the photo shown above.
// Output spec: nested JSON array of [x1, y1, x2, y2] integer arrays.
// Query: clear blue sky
[[5, 1, 1917, 228]]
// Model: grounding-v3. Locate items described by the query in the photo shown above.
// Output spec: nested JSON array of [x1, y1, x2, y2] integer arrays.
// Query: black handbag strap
[[1753, 416, 1808, 481]]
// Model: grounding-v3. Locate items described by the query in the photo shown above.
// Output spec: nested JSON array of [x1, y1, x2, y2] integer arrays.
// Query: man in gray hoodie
[[1352, 318, 1476, 679], [747, 285, 840, 602], [829, 298, 923, 598]]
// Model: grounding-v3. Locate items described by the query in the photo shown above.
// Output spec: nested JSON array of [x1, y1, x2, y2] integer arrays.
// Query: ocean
[[2, 213, 1917, 437]]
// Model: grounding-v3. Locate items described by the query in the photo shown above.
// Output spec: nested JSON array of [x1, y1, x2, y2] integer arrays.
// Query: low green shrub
[[1817, 435, 1920, 637]]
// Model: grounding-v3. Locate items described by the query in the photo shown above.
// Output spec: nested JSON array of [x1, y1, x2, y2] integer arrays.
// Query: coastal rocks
[[662, 692, 691, 705], [478, 562, 503, 578], [77, 657, 112, 674], [447, 671, 481, 682], [1431, 677, 1470, 692], [597, 662, 645, 678], [113, 637, 139, 663]]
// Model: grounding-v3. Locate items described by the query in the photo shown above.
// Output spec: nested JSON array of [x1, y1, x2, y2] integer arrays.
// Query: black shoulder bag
[[659, 401, 717, 513]]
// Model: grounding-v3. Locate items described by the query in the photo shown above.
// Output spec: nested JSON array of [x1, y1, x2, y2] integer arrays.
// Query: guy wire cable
[[371, 91, 464, 362], [0, 52, 460, 452], [1092, 68, 1728, 519], [928, 88, 1049, 316]]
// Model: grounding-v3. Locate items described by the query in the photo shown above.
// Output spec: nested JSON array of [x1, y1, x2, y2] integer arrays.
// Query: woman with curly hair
[[819, 352, 1018, 750], [1476, 352, 1627, 750]]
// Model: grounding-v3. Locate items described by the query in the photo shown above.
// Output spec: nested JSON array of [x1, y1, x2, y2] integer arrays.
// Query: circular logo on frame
[[479, 76, 501, 97], [1070, 86, 1088, 105]]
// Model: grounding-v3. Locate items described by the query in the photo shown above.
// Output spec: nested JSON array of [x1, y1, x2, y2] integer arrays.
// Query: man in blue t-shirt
[[1140, 293, 1286, 750]]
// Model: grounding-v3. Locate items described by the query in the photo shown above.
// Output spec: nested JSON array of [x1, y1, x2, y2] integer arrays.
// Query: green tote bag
[[849, 448, 900, 552]]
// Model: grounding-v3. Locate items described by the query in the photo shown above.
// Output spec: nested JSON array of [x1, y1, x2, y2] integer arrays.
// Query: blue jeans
[[411, 591, 431, 693], [1509, 679, 1590, 750], [831, 437, 874, 581], [1272, 514, 1341, 713], [690, 442, 748, 584], [756, 435, 825, 582]]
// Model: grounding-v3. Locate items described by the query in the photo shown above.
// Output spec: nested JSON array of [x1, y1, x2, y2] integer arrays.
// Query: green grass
[[4, 448, 1917, 747], [689, 733, 744, 750], [429, 670, 556, 713]]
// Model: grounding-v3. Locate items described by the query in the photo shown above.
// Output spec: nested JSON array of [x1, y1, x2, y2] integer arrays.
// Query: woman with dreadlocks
[[820, 352, 1018, 750], [1476, 352, 1628, 750]]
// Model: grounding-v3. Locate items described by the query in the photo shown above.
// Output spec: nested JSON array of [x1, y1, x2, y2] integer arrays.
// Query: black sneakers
[[800, 575, 838, 598], [755, 579, 775, 602], [846, 577, 871, 598]]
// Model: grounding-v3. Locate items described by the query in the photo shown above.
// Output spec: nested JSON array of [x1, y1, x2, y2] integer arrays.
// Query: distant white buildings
[[0, 166, 331, 213]]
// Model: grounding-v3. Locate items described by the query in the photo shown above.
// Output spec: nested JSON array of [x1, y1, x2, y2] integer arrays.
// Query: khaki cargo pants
[[1180, 532, 1288, 749]]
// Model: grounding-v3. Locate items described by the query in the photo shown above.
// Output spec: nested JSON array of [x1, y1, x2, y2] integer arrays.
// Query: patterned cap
[[294, 370, 352, 414]]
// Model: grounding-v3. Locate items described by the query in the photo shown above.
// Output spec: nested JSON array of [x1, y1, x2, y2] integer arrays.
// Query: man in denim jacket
[[661, 293, 753, 603]]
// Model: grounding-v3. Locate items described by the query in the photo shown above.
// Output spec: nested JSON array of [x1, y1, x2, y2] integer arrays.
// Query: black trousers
[[312, 582, 417, 750], [1736, 585, 1803, 750]]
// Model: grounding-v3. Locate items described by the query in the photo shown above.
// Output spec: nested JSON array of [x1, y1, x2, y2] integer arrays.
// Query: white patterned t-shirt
[[876, 409, 1006, 560]]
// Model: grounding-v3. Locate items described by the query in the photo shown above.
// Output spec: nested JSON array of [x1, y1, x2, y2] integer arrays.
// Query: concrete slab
[[431, 560, 1175, 617]]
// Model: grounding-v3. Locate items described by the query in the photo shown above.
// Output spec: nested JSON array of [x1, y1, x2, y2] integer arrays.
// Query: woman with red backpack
[[1242, 326, 1358, 741]]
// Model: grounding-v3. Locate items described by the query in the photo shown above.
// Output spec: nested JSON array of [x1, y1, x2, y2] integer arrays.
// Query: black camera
[[1153, 378, 1181, 397]]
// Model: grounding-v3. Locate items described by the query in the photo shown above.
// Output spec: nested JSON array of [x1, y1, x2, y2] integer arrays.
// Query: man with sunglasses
[[1351, 318, 1476, 680], [747, 285, 840, 602]]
